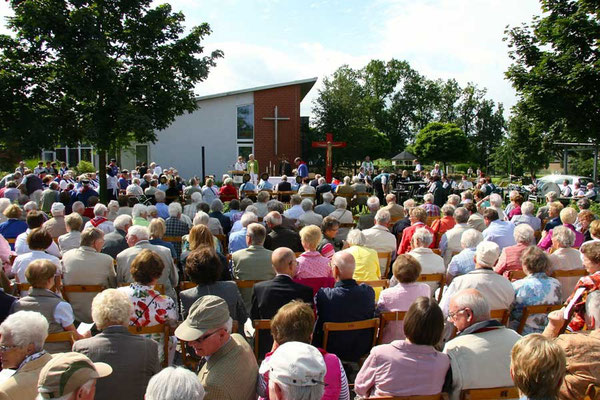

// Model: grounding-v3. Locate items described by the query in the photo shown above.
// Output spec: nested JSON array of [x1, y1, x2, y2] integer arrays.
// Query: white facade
[[121, 91, 253, 179]]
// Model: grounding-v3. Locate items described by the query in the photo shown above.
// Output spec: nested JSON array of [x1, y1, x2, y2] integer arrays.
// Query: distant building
[[42, 78, 317, 179]]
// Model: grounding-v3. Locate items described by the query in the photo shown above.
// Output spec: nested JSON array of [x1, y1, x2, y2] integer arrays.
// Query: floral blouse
[[510, 272, 562, 334], [118, 283, 178, 364]]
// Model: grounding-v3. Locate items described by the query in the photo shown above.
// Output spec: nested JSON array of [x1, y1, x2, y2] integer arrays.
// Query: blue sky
[[0, 0, 544, 117]]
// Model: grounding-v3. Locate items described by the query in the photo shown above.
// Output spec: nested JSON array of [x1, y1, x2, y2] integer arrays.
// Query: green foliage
[[504, 107, 551, 177], [312, 59, 505, 170], [413, 122, 470, 166], [0, 0, 222, 201], [75, 161, 95, 175], [505, 0, 600, 143]]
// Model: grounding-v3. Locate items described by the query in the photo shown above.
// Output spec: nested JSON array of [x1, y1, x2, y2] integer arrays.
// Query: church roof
[[392, 150, 417, 161], [195, 77, 318, 102]]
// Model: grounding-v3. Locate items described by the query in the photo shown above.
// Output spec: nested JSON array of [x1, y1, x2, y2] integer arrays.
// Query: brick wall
[[253, 85, 301, 176]]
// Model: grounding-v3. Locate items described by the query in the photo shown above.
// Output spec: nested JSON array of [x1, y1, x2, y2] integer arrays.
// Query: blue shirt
[[155, 203, 169, 220], [510, 273, 562, 335], [0, 219, 28, 249], [258, 180, 273, 190], [482, 220, 516, 251], [447, 247, 477, 278], [297, 163, 308, 178], [228, 228, 248, 253]]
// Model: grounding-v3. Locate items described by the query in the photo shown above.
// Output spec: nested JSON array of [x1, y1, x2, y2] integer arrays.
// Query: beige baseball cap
[[476, 241, 500, 267], [37, 352, 112, 399], [175, 295, 230, 341]]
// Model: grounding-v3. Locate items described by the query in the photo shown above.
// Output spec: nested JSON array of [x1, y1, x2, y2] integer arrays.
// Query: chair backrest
[[45, 331, 76, 345], [377, 251, 394, 278], [253, 319, 272, 360], [179, 281, 196, 291], [490, 309, 510, 326], [340, 223, 356, 229], [163, 236, 183, 244], [552, 269, 587, 278], [322, 318, 379, 355], [431, 248, 442, 255], [6, 238, 15, 245], [460, 386, 520, 400], [16, 283, 31, 293], [357, 279, 389, 289], [378, 311, 407, 344], [294, 252, 303, 258], [128, 324, 170, 367], [516, 304, 562, 334], [507, 270, 526, 281], [235, 280, 263, 289], [417, 274, 446, 302], [366, 395, 446, 400], [61, 284, 106, 303], [426, 216, 440, 227]]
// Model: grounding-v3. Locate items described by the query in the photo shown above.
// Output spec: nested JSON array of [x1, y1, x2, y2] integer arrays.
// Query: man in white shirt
[[362, 210, 397, 276], [15, 211, 61, 258], [560, 179, 572, 197], [234, 156, 246, 171], [360, 156, 374, 176], [12, 228, 61, 283], [84, 204, 115, 235], [458, 175, 473, 190], [125, 178, 144, 197], [297, 199, 323, 228], [283, 195, 305, 220]]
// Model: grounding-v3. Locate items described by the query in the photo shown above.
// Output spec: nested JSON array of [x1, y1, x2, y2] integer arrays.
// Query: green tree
[[413, 122, 470, 169], [505, 105, 551, 177], [0, 0, 222, 202], [505, 0, 600, 143]]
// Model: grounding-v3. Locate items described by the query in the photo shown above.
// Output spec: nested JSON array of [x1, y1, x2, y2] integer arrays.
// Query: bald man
[[251, 247, 313, 359], [312, 251, 375, 362]]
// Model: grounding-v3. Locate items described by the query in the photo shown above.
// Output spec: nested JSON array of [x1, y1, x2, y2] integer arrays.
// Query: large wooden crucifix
[[312, 132, 346, 182], [262, 106, 290, 155]]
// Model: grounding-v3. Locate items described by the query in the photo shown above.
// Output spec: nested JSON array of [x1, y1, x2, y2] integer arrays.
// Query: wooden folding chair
[[179, 281, 196, 291], [426, 216, 440, 227], [507, 270, 526, 281], [367, 395, 447, 400], [322, 318, 379, 359], [340, 222, 357, 229], [294, 252, 303, 258], [253, 319, 272, 360], [45, 331, 76, 346], [163, 236, 182, 244], [378, 311, 406, 344], [61, 284, 106, 303], [417, 274, 445, 302], [490, 309, 510, 326], [432, 248, 442, 255], [552, 269, 587, 279], [516, 304, 562, 334], [377, 251, 393, 278], [6, 238, 15, 245], [460, 386, 519, 400], [235, 280, 264, 289], [16, 282, 31, 294], [357, 279, 389, 289], [128, 324, 170, 367]]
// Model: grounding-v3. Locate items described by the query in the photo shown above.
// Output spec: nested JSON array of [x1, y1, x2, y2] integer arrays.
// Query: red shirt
[[397, 222, 435, 255], [219, 184, 238, 202], [431, 216, 456, 247]]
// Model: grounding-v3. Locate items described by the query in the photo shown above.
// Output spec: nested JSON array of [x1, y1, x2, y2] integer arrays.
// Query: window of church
[[237, 104, 254, 141]]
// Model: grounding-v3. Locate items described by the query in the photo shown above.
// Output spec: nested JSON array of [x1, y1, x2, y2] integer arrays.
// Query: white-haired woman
[[510, 201, 541, 231], [73, 289, 160, 399], [132, 203, 149, 227], [218, 177, 238, 203], [548, 225, 584, 301], [145, 367, 205, 400], [488, 193, 506, 221], [107, 200, 120, 221], [509, 246, 562, 334], [495, 224, 534, 278], [0, 198, 11, 224], [184, 192, 202, 220], [0, 311, 52, 399], [201, 178, 219, 205], [255, 191, 270, 218], [329, 197, 353, 241], [345, 229, 381, 299], [539, 207, 584, 251], [401, 227, 445, 296], [447, 229, 483, 284]]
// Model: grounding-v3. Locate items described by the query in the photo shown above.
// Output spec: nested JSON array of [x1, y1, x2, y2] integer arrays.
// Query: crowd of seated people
[[0, 161, 600, 400]]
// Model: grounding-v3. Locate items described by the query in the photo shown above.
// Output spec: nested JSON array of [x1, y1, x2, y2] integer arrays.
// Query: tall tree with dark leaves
[[0, 0, 222, 202], [505, 0, 600, 144]]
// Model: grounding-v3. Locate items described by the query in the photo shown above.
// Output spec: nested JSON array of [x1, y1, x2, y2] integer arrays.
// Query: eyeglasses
[[191, 329, 222, 344], [0, 344, 20, 352], [447, 308, 468, 321]]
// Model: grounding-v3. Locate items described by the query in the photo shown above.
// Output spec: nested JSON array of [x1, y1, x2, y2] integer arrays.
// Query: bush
[[75, 161, 95, 175], [453, 163, 475, 174]]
